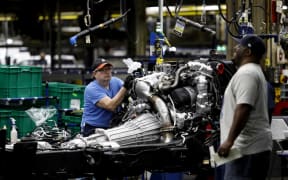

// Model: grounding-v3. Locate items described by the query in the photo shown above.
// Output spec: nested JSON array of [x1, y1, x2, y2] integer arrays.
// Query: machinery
[[58, 59, 234, 178], [63, 60, 231, 149], [0, 59, 235, 179]]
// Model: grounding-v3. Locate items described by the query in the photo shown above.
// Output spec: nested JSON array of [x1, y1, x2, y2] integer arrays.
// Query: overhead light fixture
[[0, 15, 16, 21], [146, 5, 226, 16], [110, 5, 226, 18], [61, 27, 81, 33], [39, 11, 83, 21]]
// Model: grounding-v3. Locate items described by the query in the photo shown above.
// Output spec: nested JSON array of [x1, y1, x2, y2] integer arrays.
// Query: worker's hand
[[217, 140, 233, 157], [123, 75, 134, 90]]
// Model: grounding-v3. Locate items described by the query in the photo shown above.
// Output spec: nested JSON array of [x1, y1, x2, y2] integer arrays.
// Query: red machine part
[[271, 0, 277, 23], [273, 101, 288, 115]]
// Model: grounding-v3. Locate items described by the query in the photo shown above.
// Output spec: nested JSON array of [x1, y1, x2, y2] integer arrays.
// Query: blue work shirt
[[81, 77, 123, 128]]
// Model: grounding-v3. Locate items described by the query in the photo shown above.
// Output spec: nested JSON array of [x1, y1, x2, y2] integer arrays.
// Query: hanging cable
[[217, 0, 243, 38], [175, 0, 183, 17], [201, 0, 206, 24], [70, 9, 130, 46], [84, 0, 104, 28], [218, 0, 230, 23], [84, 0, 92, 28], [164, 0, 173, 18], [248, 0, 253, 22]]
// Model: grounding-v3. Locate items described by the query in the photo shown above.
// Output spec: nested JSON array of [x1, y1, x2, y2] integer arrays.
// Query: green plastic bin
[[43, 82, 85, 109], [61, 115, 81, 136], [0, 110, 36, 139], [0, 110, 11, 138], [12, 111, 36, 138], [0, 65, 42, 98]]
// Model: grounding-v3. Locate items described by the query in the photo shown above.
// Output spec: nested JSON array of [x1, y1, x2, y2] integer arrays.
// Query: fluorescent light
[[0, 16, 15, 21], [146, 6, 175, 14], [146, 5, 226, 16], [39, 11, 83, 21], [61, 26, 81, 32]]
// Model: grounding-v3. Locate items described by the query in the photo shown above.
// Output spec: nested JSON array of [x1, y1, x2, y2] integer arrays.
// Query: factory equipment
[[0, 59, 235, 179]]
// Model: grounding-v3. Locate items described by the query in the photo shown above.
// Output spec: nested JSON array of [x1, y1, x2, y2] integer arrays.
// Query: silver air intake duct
[[150, 95, 174, 143], [134, 76, 174, 143]]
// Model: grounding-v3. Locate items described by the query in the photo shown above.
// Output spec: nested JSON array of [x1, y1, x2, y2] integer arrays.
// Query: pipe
[[134, 80, 173, 142], [158, 0, 163, 32], [160, 65, 188, 91], [149, 95, 173, 143]]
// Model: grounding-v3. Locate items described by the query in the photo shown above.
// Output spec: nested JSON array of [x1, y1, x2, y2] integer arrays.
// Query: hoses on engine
[[167, 94, 177, 126], [159, 65, 188, 91]]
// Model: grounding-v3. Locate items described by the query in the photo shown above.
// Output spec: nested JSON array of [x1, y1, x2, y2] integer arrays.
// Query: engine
[[61, 60, 234, 150]]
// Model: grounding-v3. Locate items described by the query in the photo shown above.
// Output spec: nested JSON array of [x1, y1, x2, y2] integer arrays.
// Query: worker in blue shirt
[[81, 60, 133, 137]]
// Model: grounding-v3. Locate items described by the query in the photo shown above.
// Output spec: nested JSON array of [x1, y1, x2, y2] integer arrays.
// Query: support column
[[226, 0, 240, 60], [48, 0, 56, 70], [126, 0, 147, 57]]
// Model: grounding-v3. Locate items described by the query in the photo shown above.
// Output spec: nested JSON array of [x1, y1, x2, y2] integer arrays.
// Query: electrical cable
[[248, 0, 253, 22], [227, 21, 241, 38], [201, 0, 206, 24], [84, 0, 92, 28], [164, 0, 173, 18], [70, 9, 131, 46], [175, 0, 183, 17], [253, 5, 265, 13], [217, 0, 231, 23], [218, 0, 243, 38]]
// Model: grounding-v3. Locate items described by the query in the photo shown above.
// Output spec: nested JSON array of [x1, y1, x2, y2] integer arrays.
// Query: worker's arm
[[96, 87, 127, 112], [218, 103, 252, 157]]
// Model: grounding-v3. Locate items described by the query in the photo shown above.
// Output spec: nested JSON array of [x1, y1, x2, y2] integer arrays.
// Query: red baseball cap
[[93, 61, 113, 72]]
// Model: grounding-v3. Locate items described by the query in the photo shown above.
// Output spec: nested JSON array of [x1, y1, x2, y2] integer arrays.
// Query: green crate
[[12, 111, 36, 138], [61, 115, 81, 136], [43, 82, 85, 109], [0, 110, 11, 138], [0, 65, 42, 98], [68, 126, 81, 136], [0, 110, 36, 140], [61, 115, 81, 124]]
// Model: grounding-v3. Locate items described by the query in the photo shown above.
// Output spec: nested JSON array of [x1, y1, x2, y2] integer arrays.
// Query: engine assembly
[[62, 60, 234, 151], [0, 59, 235, 179]]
